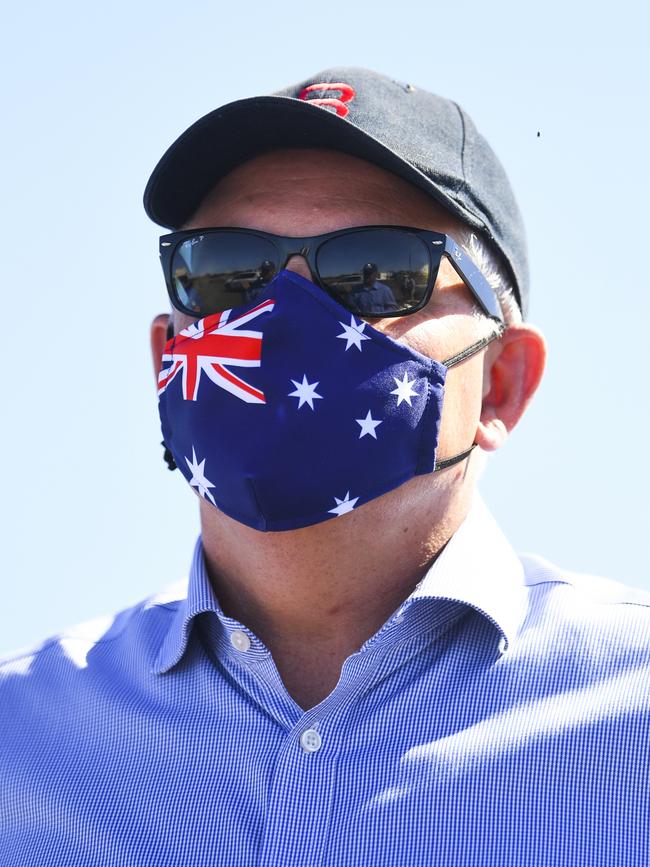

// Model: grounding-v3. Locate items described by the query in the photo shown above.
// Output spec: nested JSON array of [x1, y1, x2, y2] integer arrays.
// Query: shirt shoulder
[[520, 553, 650, 608], [514, 553, 650, 664], [0, 580, 188, 684]]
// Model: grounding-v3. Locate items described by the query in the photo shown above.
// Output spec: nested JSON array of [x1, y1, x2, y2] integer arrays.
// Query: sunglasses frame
[[159, 225, 504, 323]]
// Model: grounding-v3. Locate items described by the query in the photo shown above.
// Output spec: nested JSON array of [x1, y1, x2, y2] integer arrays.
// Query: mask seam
[[246, 477, 269, 532], [413, 373, 443, 475]]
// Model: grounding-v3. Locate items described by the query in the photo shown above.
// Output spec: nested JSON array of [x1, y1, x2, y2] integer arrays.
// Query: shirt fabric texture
[[1, 499, 649, 866]]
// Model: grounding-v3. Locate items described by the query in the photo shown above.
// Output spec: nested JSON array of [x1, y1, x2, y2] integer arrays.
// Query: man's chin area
[[196, 460, 478, 550]]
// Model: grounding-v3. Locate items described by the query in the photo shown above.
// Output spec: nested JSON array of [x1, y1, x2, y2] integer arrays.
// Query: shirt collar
[[404, 496, 527, 651], [152, 538, 223, 674], [153, 496, 527, 674]]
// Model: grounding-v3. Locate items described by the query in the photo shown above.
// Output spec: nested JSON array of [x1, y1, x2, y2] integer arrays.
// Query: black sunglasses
[[159, 225, 503, 322]]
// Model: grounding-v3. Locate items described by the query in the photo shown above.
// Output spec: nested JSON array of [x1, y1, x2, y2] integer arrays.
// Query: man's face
[[362, 266, 378, 287], [175, 148, 495, 466]]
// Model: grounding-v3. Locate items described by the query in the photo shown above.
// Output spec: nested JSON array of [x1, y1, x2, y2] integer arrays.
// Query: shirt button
[[230, 630, 251, 652], [300, 729, 322, 753]]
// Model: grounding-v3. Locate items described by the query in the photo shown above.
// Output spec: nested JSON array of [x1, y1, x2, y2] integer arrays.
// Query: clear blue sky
[[2, 0, 648, 653]]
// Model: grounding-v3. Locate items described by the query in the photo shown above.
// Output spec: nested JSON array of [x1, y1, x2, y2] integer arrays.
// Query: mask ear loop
[[161, 319, 178, 471], [433, 324, 506, 472], [434, 444, 477, 470], [161, 443, 178, 471], [442, 324, 505, 369]]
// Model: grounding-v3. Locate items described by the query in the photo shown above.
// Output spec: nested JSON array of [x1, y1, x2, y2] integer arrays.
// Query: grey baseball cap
[[144, 67, 529, 315]]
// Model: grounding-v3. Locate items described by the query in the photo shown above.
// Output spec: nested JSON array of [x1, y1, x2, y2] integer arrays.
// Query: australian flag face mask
[[158, 269, 499, 532]]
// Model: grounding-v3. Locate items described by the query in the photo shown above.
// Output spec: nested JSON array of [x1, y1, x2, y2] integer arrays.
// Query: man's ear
[[476, 323, 546, 452], [150, 314, 172, 383]]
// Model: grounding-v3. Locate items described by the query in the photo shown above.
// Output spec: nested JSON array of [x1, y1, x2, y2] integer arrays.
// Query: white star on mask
[[288, 375, 323, 410], [356, 410, 383, 439], [185, 448, 217, 505], [328, 491, 359, 516], [390, 372, 419, 406], [336, 316, 371, 351]]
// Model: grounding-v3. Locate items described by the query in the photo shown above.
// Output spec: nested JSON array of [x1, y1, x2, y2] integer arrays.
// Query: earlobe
[[476, 323, 546, 452], [150, 314, 172, 383]]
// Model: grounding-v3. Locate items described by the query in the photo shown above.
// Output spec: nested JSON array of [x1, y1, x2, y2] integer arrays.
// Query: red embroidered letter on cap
[[298, 82, 356, 117]]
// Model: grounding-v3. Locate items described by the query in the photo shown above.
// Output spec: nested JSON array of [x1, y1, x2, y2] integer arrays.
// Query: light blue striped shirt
[[2, 499, 649, 865]]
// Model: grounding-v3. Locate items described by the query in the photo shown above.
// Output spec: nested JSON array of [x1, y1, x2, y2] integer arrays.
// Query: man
[[245, 258, 278, 304], [2, 68, 649, 866], [349, 262, 398, 314]]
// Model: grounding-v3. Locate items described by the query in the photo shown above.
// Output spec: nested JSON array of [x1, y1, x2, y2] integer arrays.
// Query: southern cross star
[[288, 375, 323, 410], [336, 316, 371, 351], [390, 372, 419, 406], [356, 410, 383, 439], [185, 447, 217, 505], [328, 491, 359, 516]]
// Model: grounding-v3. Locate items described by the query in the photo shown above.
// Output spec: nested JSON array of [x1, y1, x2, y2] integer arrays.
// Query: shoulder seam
[[525, 576, 650, 609]]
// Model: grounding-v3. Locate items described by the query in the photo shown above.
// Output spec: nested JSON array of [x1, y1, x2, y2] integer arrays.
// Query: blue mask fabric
[[158, 269, 497, 531]]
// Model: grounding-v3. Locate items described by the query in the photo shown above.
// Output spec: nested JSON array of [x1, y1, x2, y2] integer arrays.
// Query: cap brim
[[143, 96, 485, 233]]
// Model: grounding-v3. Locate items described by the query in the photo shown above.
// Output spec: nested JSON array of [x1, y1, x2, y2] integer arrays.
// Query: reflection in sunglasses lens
[[172, 234, 279, 315], [317, 230, 429, 316], [171, 230, 432, 318]]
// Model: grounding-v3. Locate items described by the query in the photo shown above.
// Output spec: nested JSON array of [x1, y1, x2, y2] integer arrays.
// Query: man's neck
[[199, 477, 473, 709]]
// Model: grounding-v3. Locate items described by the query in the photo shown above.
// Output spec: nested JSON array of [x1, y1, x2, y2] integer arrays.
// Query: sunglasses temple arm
[[442, 237, 504, 323]]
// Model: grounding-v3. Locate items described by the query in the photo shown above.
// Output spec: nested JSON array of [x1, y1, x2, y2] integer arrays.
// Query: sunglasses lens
[[316, 229, 431, 316], [170, 233, 279, 315], [168, 229, 435, 318]]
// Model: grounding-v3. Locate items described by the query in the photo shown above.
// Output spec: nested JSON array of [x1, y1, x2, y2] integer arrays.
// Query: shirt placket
[[202, 600, 469, 866], [257, 714, 339, 867]]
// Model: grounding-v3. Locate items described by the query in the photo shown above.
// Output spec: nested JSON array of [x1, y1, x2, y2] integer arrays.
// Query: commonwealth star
[[390, 372, 419, 406], [185, 448, 217, 505], [356, 410, 383, 439], [336, 316, 371, 351], [288, 375, 323, 410], [328, 491, 360, 516]]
